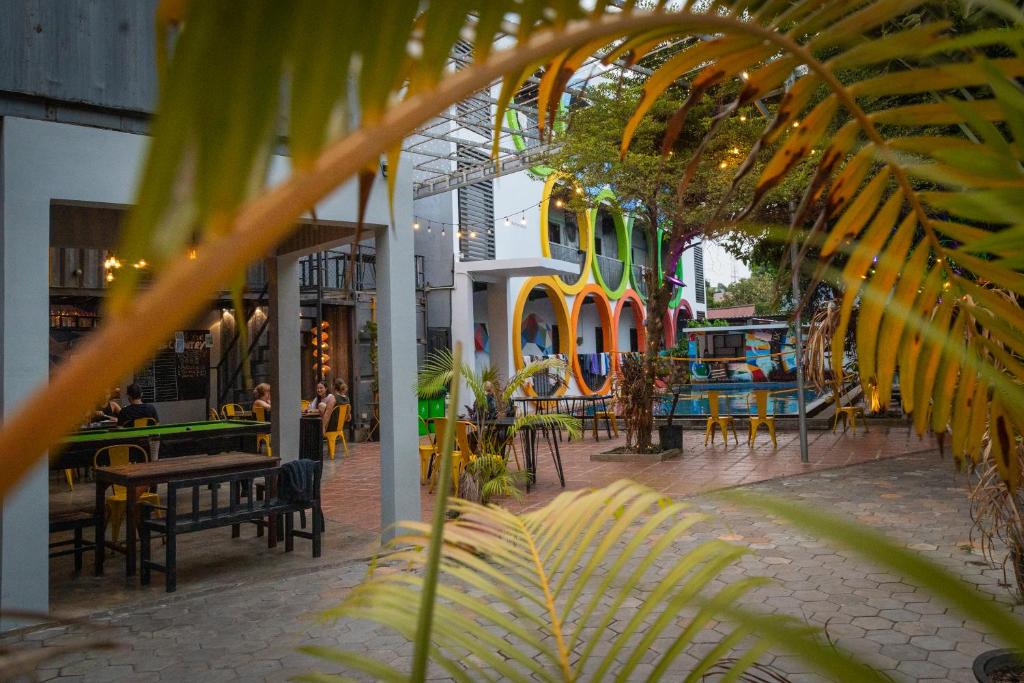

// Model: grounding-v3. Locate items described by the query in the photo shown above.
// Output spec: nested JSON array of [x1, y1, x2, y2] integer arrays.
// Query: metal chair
[[704, 390, 738, 445], [94, 444, 160, 544], [747, 390, 777, 447], [253, 404, 272, 456], [324, 404, 350, 460], [220, 403, 244, 419]]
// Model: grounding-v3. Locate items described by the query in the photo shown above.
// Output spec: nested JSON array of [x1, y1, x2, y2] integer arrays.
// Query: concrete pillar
[[450, 270, 476, 400], [268, 254, 301, 462], [375, 182, 421, 534], [486, 280, 511, 380], [0, 120, 50, 626]]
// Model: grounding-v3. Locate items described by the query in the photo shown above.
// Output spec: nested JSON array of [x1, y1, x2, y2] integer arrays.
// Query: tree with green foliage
[[551, 81, 805, 450], [711, 265, 790, 316]]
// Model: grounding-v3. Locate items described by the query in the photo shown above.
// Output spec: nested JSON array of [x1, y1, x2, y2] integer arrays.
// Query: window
[[629, 328, 639, 352], [595, 327, 604, 354]]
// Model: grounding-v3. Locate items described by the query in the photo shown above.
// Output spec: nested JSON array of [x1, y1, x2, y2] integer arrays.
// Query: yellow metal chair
[[133, 417, 157, 427], [252, 404, 272, 456], [592, 397, 619, 439], [418, 417, 435, 485], [301, 399, 310, 411], [94, 444, 160, 544], [220, 403, 244, 419], [832, 382, 867, 433], [324, 404, 350, 460], [748, 390, 777, 447], [428, 418, 476, 497], [704, 390, 738, 445], [64, 468, 76, 491], [209, 408, 221, 420]]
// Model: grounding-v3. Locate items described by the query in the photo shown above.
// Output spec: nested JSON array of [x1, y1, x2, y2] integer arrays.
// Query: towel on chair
[[278, 460, 320, 504]]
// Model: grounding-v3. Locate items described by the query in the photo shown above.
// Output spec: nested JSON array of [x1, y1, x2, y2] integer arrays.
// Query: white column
[[450, 270, 476, 399], [375, 172, 420, 535], [486, 280, 511, 380], [268, 254, 301, 462], [0, 120, 50, 626]]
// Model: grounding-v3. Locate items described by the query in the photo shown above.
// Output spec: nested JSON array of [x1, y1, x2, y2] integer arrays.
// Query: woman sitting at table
[[331, 380, 352, 424], [306, 382, 332, 417], [94, 388, 121, 422], [253, 383, 272, 411]]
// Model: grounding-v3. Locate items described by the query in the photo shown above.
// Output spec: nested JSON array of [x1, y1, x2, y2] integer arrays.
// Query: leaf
[[875, 243, 931, 408], [827, 21, 951, 69], [848, 58, 1024, 97]]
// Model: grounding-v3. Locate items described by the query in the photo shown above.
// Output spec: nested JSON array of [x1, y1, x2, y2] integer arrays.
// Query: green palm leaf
[[309, 480, 896, 682]]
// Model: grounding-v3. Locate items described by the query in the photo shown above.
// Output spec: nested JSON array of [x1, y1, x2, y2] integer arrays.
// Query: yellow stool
[[418, 417, 435, 485], [133, 417, 157, 427], [94, 444, 160, 544], [704, 390, 738, 445], [831, 382, 868, 434], [324, 404, 350, 460], [64, 469, 75, 491], [209, 408, 221, 420], [748, 390, 777, 447], [428, 419, 476, 497], [252, 404, 272, 456]]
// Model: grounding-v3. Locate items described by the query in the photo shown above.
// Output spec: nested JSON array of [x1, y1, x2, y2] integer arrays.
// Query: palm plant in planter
[[416, 349, 581, 504]]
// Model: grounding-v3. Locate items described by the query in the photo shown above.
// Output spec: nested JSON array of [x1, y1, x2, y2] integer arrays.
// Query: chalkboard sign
[[136, 330, 210, 403]]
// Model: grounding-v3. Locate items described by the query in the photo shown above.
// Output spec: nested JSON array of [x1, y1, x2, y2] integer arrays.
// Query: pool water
[[656, 382, 822, 416]]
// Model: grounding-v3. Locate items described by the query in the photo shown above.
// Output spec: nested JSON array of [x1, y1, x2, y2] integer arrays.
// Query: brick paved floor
[[24, 444, 1022, 682], [324, 424, 935, 530]]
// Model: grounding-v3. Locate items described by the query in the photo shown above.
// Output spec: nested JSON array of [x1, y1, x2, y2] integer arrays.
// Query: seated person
[[325, 380, 352, 432], [306, 382, 333, 417], [94, 388, 121, 421], [118, 383, 159, 426], [252, 382, 272, 417]]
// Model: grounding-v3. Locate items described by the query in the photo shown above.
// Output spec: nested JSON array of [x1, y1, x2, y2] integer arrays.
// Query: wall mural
[[687, 329, 797, 383], [521, 313, 553, 356]]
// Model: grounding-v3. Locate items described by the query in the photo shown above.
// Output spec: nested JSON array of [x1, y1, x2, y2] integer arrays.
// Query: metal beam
[[414, 144, 559, 199]]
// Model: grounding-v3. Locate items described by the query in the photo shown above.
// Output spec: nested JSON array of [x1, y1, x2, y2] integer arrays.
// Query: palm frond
[[502, 358, 569, 402], [509, 412, 583, 442], [311, 481, 896, 682]]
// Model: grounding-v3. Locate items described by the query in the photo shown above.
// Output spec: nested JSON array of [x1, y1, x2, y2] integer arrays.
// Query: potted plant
[[973, 649, 1024, 683], [416, 349, 581, 503]]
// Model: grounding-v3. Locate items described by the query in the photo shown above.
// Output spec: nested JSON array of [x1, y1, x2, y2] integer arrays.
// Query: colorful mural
[[521, 313, 553, 356]]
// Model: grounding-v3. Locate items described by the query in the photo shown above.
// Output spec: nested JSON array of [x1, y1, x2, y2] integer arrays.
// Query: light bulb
[[739, 115, 747, 122], [740, 71, 750, 81], [442, 228, 446, 236], [470, 230, 477, 238], [504, 217, 511, 226], [719, 161, 728, 169], [520, 215, 526, 225], [457, 230, 463, 238], [427, 224, 432, 233], [413, 221, 420, 230], [555, 199, 563, 208]]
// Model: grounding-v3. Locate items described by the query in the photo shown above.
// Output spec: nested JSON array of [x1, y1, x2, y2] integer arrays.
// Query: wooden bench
[[139, 464, 323, 592], [50, 510, 99, 575]]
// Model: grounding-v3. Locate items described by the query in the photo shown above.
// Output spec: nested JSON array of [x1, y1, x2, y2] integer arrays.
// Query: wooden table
[[94, 452, 279, 578]]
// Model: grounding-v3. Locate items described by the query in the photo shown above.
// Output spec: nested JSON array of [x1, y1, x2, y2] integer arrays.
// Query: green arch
[[626, 215, 650, 302], [588, 189, 630, 299], [506, 102, 568, 178]]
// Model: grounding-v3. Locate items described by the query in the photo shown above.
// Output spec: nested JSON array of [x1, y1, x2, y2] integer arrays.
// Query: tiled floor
[[19, 450, 1022, 682], [321, 424, 935, 531]]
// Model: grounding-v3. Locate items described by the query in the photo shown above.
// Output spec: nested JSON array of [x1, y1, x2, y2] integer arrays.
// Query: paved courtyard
[[18, 427, 1022, 682]]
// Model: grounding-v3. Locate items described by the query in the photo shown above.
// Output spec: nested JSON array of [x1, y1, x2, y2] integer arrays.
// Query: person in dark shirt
[[118, 383, 159, 426]]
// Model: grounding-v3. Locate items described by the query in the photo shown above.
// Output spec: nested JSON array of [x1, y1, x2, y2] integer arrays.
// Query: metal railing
[[549, 242, 584, 275], [51, 245, 426, 294], [595, 253, 624, 287]]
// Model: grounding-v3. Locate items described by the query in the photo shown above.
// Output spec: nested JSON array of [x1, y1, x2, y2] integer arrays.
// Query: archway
[[540, 175, 592, 295], [628, 218, 651, 301], [590, 191, 630, 299], [570, 284, 615, 395], [613, 290, 647, 371], [512, 277, 572, 397]]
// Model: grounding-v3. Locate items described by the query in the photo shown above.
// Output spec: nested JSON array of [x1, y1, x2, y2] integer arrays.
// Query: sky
[[701, 238, 751, 288]]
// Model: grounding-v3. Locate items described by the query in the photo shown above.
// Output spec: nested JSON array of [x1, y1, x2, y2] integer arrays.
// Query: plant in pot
[[655, 350, 689, 452], [416, 349, 581, 504]]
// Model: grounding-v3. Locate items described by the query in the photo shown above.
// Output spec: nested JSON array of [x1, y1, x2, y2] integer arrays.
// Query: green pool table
[[55, 420, 270, 470]]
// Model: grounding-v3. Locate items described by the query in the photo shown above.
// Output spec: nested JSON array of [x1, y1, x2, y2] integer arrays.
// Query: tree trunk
[[633, 218, 671, 452]]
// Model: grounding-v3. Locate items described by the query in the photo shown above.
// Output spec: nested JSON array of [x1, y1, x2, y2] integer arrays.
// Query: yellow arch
[[540, 174, 592, 296]]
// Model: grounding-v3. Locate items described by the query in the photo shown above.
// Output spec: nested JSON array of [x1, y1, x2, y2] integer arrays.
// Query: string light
[[718, 161, 728, 169], [427, 223, 432, 233], [504, 217, 511, 226], [412, 196, 545, 237], [441, 227, 446, 236], [730, 147, 740, 154], [413, 221, 420, 230], [555, 199, 564, 208], [470, 230, 477, 238], [739, 115, 747, 122], [740, 71, 750, 80], [520, 214, 526, 225]]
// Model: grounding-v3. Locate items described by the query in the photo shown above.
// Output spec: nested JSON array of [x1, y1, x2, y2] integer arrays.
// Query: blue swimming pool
[[655, 382, 822, 416]]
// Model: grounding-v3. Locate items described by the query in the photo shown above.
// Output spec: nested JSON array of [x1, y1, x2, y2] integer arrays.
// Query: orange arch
[[612, 290, 647, 371], [512, 277, 572, 397], [570, 284, 615, 395]]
